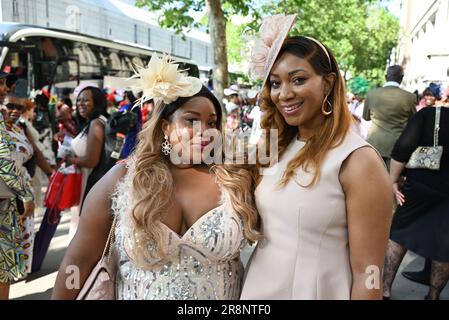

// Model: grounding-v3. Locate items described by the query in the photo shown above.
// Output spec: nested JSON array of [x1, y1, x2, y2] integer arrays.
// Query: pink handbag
[[76, 216, 118, 300]]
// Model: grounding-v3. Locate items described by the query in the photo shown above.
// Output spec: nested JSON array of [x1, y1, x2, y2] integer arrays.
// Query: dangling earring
[[321, 94, 333, 116], [161, 135, 172, 155]]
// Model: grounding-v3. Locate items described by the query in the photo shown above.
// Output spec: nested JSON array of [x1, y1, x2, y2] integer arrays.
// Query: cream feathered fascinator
[[248, 14, 298, 87], [131, 53, 203, 106]]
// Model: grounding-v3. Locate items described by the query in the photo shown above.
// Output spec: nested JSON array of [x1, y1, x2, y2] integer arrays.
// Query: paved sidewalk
[[10, 216, 449, 300], [10, 209, 71, 300]]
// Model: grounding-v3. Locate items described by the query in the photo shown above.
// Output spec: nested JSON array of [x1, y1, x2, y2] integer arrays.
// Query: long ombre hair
[[128, 94, 261, 268], [259, 36, 352, 187]]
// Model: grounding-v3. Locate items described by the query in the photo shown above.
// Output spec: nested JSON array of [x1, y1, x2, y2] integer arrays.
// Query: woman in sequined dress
[[52, 55, 261, 300]]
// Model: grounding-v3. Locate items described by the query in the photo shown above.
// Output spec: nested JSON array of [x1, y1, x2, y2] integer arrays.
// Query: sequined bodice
[[112, 168, 246, 300]]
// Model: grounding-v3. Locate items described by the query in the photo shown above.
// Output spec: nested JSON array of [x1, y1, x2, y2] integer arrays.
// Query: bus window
[[73, 46, 87, 74], [42, 37, 57, 58], [6, 52, 20, 68], [178, 62, 199, 78], [109, 51, 122, 75], [122, 55, 132, 73], [140, 56, 151, 66], [85, 44, 100, 75], [120, 54, 132, 77], [132, 56, 144, 69], [98, 51, 110, 71], [91, 45, 111, 76], [2, 49, 30, 97]]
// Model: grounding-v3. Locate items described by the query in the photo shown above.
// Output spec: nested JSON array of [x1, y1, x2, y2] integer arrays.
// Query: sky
[[382, 0, 403, 18], [118, 0, 404, 23]]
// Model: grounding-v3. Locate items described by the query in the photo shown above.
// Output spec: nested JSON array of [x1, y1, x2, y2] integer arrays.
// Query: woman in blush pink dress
[[240, 14, 392, 300]]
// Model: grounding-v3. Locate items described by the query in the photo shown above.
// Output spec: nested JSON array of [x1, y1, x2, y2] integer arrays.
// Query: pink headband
[[304, 36, 331, 66]]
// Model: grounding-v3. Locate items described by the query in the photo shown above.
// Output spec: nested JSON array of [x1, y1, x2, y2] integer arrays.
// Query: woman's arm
[[340, 147, 392, 300], [389, 111, 424, 207], [51, 163, 127, 299], [390, 159, 406, 206], [24, 127, 54, 176], [68, 119, 105, 168]]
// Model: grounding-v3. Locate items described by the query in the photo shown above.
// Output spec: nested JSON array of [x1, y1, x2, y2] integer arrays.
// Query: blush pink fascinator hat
[[248, 14, 298, 88], [248, 14, 332, 89]]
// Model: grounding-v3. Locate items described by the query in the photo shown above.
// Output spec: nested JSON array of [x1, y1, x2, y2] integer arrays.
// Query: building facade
[[390, 0, 449, 92]]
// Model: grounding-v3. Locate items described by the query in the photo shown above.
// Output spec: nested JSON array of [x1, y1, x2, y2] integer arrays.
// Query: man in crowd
[[363, 65, 417, 169]]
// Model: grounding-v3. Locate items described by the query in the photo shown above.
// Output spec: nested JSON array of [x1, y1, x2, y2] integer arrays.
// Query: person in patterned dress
[[0, 73, 35, 300]]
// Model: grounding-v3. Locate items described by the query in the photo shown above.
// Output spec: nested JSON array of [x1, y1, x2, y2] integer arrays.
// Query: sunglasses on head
[[5, 103, 24, 111]]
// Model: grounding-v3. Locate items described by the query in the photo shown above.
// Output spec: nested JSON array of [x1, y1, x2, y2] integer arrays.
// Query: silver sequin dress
[[111, 164, 246, 300]]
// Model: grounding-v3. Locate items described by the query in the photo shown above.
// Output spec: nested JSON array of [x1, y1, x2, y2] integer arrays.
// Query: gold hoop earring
[[321, 94, 333, 116]]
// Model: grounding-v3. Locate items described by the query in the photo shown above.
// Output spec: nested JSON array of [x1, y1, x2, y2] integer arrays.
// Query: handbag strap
[[100, 214, 118, 262], [434, 107, 441, 147]]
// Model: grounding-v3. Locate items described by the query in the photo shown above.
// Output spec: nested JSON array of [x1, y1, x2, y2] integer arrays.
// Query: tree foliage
[[348, 75, 371, 97], [135, 0, 202, 33], [259, 0, 400, 87], [226, 20, 247, 65], [134, 0, 260, 44], [135, 0, 261, 106], [135, 0, 400, 90]]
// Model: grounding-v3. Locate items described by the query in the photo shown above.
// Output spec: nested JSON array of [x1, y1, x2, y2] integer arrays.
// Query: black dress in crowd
[[390, 106, 449, 262]]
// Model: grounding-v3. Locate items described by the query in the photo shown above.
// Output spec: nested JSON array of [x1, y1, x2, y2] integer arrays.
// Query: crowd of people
[[0, 74, 144, 299], [348, 65, 449, 300], [0, 12, 448, 301]]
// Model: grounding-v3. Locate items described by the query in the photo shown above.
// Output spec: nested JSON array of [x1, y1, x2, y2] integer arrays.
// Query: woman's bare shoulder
[[339, 146, 388, 191], [102, 162, 128, 191]]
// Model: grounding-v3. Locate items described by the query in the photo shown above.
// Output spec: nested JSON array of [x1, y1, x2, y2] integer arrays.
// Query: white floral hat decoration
[[249, 14, 298, 88], [131, 53, 203, 106]]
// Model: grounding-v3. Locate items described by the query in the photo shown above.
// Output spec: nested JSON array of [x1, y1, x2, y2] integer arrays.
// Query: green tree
[[260, 0, 400, 86], [135, 1, 399, 97], [199, 13, 246, 66], [226, 20, 246, 65], [348, 75, 371, 98], [135, 0, 261, 108]]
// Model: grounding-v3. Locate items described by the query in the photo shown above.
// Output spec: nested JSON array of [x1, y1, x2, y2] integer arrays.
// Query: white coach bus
[[0, 23, 200, 96]]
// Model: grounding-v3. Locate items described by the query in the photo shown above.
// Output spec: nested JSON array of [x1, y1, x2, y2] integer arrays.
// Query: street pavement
[[10, 211, 449, 300], [10, 208, 71, 300]]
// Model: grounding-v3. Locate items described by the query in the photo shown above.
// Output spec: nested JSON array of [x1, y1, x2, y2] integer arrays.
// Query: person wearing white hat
[[247, 91, 263, 145], [224, 86, 240, 113], [224, 85, 241, 131]]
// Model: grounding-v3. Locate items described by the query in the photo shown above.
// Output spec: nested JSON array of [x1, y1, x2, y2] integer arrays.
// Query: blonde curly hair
[[128, 97, 261, 268]]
